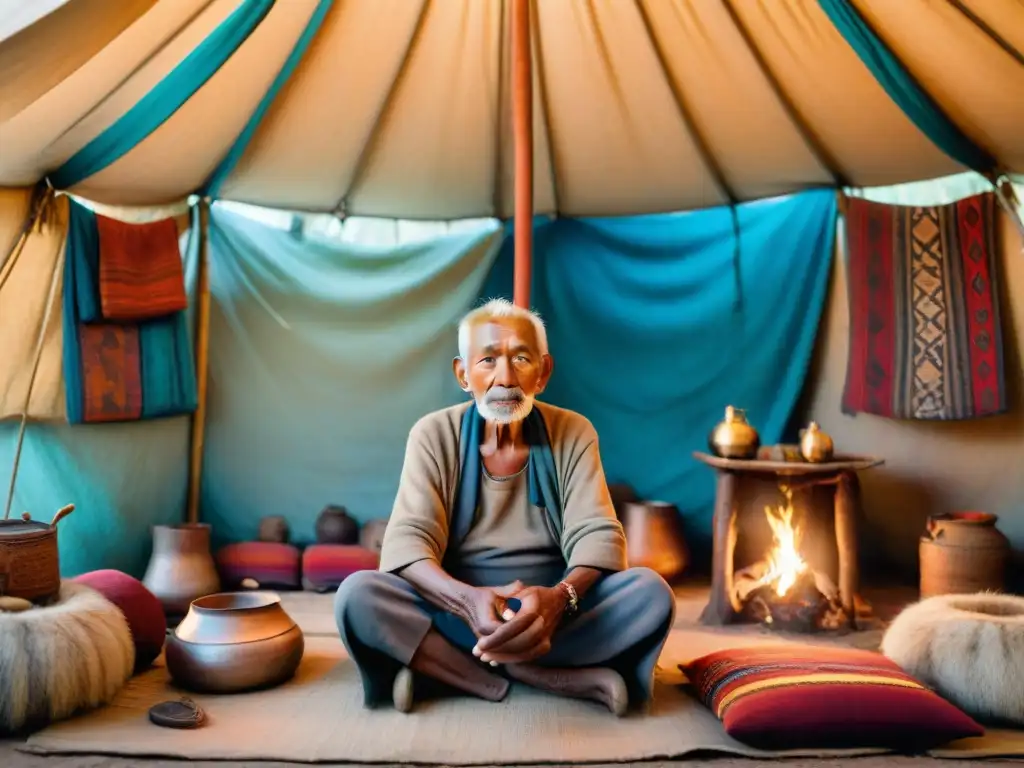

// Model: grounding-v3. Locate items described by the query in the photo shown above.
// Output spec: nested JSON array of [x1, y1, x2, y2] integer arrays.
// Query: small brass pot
[[708, 406, 760, 459], [165, 591, 304, 694], [799, 421, 834, 463]]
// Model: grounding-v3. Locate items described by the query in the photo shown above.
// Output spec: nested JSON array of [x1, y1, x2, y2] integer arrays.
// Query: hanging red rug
[[842, 192, 1006, 421]]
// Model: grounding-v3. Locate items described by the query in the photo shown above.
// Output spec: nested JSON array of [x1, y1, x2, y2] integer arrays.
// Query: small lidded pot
[[799, 421, 834, 463], [708, 406, 760, 460]]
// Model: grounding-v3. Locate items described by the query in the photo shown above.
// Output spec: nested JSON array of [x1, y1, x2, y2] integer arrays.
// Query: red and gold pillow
[[682, 644, 983, 750]]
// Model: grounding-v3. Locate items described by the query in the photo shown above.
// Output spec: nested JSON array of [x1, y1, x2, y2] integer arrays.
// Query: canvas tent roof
[[0, 0, 1022, 220]]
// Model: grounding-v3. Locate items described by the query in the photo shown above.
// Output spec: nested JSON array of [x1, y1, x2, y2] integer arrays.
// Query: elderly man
[[335, 299, 675, 716]]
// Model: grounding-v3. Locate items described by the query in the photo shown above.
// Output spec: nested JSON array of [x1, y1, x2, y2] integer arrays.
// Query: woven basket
[[0, 504, 73, 604]]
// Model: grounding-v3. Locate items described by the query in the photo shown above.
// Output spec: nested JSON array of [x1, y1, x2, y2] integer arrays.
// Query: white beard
[[475, 392, 535, 424]]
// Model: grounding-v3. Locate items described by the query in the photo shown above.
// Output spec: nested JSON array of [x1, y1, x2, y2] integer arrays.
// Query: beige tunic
[[379, 400, 627, 583]]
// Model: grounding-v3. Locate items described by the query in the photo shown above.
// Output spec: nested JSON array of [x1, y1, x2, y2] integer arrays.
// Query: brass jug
[[708, 406, 760, 459], [799, 421, 834, 463]]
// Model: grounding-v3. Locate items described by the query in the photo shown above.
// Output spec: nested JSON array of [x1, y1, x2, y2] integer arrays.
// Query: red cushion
[[302, 544, 379, 592], [215, 542, 302, 589], [72, 569, 167, 672], [682, 644, 983, 750]]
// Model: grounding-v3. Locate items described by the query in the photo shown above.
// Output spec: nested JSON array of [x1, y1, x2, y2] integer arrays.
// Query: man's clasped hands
[[464, 580, 569, 666]]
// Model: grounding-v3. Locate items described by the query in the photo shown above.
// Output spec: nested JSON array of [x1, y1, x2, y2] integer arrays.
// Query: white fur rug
[[0, 581, 135, 733], [882, 592, 1024, 726]]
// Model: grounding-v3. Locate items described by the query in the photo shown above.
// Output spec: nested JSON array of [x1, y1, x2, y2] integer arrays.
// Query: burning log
[[731, 485, 853, 633], [736, 562, 846, 632]]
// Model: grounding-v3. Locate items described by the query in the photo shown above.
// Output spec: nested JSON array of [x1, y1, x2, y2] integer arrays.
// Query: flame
[[757, 486, 807, 598]]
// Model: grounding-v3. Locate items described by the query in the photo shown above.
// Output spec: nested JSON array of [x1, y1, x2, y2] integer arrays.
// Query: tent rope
[[3, 225, 65, 520], [990, 174, 1024, 249], [0, 183, 57, 294]]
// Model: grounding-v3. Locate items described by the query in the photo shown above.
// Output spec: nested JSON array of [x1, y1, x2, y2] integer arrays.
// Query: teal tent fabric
[[48, 0, 275, 190], [198, 207, 503, 546], [139, 206, 200, 419], [61, 200, 198, 423], [818, 0, 996, 173], [0, 229, 198, 578], [480, 190, 838, 558], [203, 0, 335, 198]]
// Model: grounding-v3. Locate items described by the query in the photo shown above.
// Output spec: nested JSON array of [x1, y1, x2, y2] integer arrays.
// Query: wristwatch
[[558, 580, 579, 616]]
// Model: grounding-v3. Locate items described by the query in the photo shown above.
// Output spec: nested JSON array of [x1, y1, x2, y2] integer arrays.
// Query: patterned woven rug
[[17, 635, 1024, 764], [842, 193, 1007, 420]]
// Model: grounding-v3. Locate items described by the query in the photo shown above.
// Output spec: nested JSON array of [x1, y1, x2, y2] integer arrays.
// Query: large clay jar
[[142, 523, 222, 616], [919, 512, 1010, 598], [315, 505, 358, 544], [620, 501, 689, 583], [165, 591, 304, 694]]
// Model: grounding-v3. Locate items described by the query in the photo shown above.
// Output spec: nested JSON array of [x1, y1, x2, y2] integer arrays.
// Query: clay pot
[[620, 501, 689, 583], [315, 505, 358, 544], [165, 591, 304, 694], [258, 516, 290, 544], [920, 512, 1010, 598], [358, 520, 389, 553], [142, 523, 222, 616], [708, 406, 760, 459]]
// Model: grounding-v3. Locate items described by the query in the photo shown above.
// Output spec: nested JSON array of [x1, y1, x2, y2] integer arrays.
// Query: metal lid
[[0, 520, 51, 538]]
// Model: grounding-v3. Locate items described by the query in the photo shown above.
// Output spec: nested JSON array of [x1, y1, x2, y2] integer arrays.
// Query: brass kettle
[[799, 421, 834, 463], [708, 406, 760, 459]]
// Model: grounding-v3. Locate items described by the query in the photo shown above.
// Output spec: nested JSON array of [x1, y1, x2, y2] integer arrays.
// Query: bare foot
[[505, 664, 629, 716], [393, 667, 414, 713]]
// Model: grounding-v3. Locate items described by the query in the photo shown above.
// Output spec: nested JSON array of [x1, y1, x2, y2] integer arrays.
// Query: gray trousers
[[334, 567, 675, 708]]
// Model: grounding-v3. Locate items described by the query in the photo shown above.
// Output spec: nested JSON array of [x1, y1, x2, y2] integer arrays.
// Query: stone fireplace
[[693, 451, 884, 633]]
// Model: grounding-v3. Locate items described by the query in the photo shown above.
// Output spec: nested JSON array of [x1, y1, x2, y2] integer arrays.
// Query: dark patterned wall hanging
[[842, 193, 1006, 420]]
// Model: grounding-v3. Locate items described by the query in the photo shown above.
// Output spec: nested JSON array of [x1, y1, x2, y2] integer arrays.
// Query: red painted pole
[[511, 0, 533, 308]]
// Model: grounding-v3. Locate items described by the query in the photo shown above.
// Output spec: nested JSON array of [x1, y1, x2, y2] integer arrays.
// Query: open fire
[[734, 486, 849, 632]]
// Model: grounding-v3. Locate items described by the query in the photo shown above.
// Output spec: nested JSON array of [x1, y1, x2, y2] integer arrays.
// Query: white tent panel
[[0, 0, 215, 183], [854, 0, 1024, 171], [0, 0, 1019, 218], [0, 0, 74, 43], [0, 0, 156, 123], [729, 0, 960, 188], [959, 0, 1024, 54], [60, 0, 316, 206]]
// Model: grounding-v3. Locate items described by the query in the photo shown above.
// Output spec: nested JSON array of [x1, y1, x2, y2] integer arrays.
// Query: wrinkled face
[[454, 317, 553, 424]]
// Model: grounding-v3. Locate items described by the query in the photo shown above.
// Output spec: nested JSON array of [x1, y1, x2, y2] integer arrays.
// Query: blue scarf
[[450, 402, 563, 546]]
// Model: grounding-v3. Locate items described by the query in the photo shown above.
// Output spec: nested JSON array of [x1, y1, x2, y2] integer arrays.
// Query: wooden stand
[[694, 451, 883, 630]]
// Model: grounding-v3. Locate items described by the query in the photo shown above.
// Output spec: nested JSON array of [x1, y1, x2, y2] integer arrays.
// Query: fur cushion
[[0, 581, 135, 733], [73, 569, 167, 672], [882, 592, 1024, 725]]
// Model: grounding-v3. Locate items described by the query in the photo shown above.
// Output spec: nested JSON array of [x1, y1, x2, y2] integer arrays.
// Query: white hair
[[456, 298, 549, 361]]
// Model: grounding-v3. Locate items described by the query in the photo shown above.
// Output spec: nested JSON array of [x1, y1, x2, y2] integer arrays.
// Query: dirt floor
[[2, 582, 1019, 767]]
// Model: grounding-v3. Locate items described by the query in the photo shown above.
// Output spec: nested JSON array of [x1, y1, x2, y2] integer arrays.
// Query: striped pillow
[[215, 542, 302, 589], [682, 644, 983, 750]]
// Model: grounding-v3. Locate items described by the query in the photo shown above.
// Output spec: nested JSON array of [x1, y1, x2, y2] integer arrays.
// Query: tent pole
[[511, 0, 533, 308], [186, 199, 212, 525]]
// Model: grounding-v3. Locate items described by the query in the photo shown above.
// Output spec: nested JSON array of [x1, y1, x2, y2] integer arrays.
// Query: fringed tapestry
[[842, 193, 1006, 420], [95, 213, 188, 321]]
